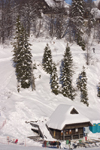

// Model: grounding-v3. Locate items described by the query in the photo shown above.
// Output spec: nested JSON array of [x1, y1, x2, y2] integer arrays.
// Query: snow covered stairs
[[30, 120, 54, 141]]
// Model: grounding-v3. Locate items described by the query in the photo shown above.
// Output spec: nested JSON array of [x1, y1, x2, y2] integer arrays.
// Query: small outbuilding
[[89, 123, 97, 133], [47, 104, 92, 140], [89, 121, 100, 133], [97, 123, 100, 132]]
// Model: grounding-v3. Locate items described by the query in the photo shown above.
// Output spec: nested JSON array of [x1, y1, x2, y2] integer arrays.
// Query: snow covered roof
[[91, 8, 100, 19], [47, 104, 91, 130], [75, 105, 100, 124], [45, 0, 55, 7], [44, 0, 69, 8]]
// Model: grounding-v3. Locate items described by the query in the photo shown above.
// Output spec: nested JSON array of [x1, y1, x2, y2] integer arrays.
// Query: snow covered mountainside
[[95, 0, 100, 6], [0, 37, 100, 146]]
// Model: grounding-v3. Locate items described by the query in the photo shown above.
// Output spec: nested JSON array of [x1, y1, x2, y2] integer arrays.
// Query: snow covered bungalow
[[47, 105, 92, 140]]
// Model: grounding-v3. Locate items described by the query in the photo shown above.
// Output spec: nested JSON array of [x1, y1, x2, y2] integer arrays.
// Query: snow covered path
[[0, 143, 100, 150]]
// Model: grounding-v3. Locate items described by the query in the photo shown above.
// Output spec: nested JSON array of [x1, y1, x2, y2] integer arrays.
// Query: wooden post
[[54, 130, 56, 138]]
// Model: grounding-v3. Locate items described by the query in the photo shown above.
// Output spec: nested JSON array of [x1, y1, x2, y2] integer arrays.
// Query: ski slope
[[0, 38, 100, 148]]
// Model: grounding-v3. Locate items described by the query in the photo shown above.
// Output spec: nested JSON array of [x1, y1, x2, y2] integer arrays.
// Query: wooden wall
[[48, 122, 91, 140]]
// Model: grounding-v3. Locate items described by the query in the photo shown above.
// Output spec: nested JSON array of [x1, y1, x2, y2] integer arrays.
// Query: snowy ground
[[0, 37, 100, 149], [1, 143, 100, 150]]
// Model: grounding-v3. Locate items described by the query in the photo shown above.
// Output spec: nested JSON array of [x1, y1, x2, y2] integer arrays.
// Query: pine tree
[[77, 73, 82, 91], [77, 67, 89, 106], [42, 44, 52, 74], [13, 16, 34, 91], [70, 0, 85, 50], [13, 16, 24, 89], [20, 29, 33, 89], [84, 0, 95, 37], [50, 63, 59, 95], [97, 82, 100, 98], [60, 45, 75, 100], [13, 16, 23, 64]]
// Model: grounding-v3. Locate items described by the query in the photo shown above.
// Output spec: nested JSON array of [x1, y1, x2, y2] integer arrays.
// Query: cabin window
[[61, 130, 63, 136], [66, 130, 68, 135], [75, 128, 78, 132], [69, 130, 72, 134], [43, 6, 46, 9]]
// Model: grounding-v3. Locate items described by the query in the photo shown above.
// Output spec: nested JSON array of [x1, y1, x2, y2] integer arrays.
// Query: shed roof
[[44, 0, 69, 8], [47, 104, 91, 130], [91, 8, 100, 19], [45, 0, 55, 7]]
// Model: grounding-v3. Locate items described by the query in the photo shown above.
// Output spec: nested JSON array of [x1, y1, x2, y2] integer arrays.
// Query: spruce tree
[[60, 45, 75, 100], [13, 16, 22, 65], [77, 67, 89, 106], [70, 0, 85, 50], [13, 16, 24, 90], [42, 44, 52, 74], [20, 29, 33, 89], [97, 82, 100, 98], [50, 63, 59, 95], [77, 73, 83, 90], [13, 16, 34, 91]]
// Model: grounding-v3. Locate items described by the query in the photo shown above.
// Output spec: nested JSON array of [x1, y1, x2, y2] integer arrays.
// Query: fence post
[[25, 138, 26, 147]]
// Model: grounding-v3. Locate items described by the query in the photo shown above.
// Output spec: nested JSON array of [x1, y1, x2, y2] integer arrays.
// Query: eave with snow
[[91, 8, 100, 23], [47, 104, 92, 140]]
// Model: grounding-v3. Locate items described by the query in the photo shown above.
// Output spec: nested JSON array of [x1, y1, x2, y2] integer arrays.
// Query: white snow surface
[[0, 37, 100, 149], [0, 143, 100, 150]]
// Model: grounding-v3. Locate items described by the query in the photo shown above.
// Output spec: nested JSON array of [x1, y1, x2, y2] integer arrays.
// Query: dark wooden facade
[[47, 122, 92, 140], [96, 18, 100, 23], [37, 0, 51, 13]]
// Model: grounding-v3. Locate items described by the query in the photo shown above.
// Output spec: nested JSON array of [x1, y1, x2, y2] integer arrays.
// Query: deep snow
[[0, 37, 100, 149]]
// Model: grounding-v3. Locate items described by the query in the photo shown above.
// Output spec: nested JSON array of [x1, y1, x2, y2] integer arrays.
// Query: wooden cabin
[[47, 105, 92, 140]]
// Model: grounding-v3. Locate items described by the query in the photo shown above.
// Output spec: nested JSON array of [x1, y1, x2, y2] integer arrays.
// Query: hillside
[[0, 37, 100, 146], [95, 0, 100, 6]]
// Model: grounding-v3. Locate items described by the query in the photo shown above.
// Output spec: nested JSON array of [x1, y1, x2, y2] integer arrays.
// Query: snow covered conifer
[[13, 16, 34, 90], [77, 66, 89, 106], [77, 73, 82, 90], [70, 0, 85, 50], [13, 16, 22, 64], [97, 82, 100, 98], [60, 45, 75, 100], [50, 63, 59, 95], [13, 16, 24, 90], [20, 29, 33, 89], [42, 44, 52, 74]]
